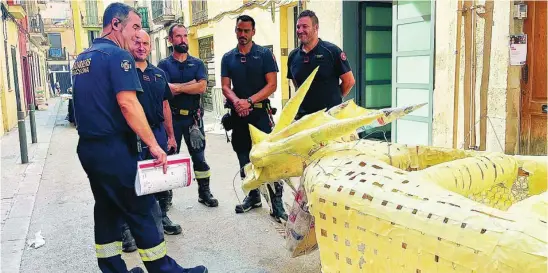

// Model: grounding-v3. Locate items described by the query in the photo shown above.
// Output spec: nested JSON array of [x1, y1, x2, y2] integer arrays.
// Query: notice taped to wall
[[510, 34, 527, 65]]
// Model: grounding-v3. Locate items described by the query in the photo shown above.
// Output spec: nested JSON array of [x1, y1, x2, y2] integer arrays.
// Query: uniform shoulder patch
[[121, 60, 132, 72], [340, 52, 347, 61]]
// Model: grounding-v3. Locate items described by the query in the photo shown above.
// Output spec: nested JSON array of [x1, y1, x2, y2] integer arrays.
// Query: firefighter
[[72, 3, 207, 272], [221, 15, 287, 223], [158, 24, 218, 209]]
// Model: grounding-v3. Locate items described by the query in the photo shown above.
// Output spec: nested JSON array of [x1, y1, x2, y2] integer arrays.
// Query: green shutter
[[391, 0, 435, 145], [138, 7, 149, 29]]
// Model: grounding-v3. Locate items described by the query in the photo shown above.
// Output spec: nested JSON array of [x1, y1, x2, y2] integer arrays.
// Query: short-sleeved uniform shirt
[[72, 38, 143, 138], [221, 42, 278, 100], [136, 62, 173, 127], [157, 55, 207, 111], [287, 39, 351, 116]]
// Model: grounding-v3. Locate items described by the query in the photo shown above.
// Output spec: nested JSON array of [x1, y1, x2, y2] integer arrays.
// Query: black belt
[[170, 106, 201, 116]]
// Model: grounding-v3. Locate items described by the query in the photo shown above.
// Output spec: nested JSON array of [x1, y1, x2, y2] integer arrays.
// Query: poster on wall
[[510, 34, 527, 65]]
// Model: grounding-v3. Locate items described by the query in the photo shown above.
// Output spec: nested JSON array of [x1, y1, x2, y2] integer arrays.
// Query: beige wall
[[433, 0, 519, 153], [305, 0, 343, 47]]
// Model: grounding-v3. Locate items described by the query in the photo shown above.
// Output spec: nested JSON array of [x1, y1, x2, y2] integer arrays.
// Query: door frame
[[391, 0, 436, 145]]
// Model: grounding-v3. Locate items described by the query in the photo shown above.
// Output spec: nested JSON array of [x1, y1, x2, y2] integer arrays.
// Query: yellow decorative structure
[[243, 68, 548, 273]]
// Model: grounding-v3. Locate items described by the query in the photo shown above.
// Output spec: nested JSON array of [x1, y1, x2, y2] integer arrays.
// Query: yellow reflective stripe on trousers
[[138, 241, 167, 262], [96, 241, 122, 258], [195, 170, 211, 179]]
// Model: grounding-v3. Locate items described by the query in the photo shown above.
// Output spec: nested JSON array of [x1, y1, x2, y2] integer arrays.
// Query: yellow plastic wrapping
[[239, 68, 547, 272]]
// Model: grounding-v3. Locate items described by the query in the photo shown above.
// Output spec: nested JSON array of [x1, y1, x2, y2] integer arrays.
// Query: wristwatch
[[247, 98, 253, 109]]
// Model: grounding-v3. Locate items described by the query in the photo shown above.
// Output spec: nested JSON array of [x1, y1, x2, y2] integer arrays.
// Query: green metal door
[[391, 0, 435, 145], [360, 2, 393, 139]]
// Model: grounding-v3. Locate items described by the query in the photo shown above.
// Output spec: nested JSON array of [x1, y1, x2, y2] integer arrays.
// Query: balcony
[[29, 15, 48, 44], [191, 1, 208, 25], [43, 18, 73, 29], [37, 0, 47, 9], [7, 0, 26, 19], [151, 1, 175, 25], [47, 47, 67, 61], [137, 7, 150, 29], [82, 16, 103, 28]]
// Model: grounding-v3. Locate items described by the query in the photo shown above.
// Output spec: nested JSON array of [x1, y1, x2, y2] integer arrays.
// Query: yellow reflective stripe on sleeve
[[96, 241, 122, 258], [195, 170, 211, 179], [138, 241, 167, 262]]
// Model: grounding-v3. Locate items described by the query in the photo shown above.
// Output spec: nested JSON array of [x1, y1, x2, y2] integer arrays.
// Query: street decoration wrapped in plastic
[[242, 67, 548, 273]]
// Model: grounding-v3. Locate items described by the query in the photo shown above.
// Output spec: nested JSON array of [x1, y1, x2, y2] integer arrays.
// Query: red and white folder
[[135, 154, 194, 196]]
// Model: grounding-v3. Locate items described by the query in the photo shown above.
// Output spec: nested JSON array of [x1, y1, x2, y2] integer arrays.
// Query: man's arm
[[340, 71, 355, 97], [248, 72, 277, 104], [221, 77, 240, 104], [168, 80, 206, 95], [116, 91, 159, 149], [162, 101, 175, 138]]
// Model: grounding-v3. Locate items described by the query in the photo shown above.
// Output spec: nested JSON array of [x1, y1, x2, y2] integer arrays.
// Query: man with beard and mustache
[[120, 29, 182, 253], [287, 10, 356, 120], [158, 24, 219, 209], [72, 3, 207, 273], [220, 15, 288, 223]]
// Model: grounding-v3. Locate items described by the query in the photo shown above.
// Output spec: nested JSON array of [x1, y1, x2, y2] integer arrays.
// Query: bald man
[[121, 30, 182, 253]]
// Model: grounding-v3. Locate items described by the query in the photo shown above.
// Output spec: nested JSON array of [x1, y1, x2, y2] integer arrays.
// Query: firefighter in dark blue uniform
[[158, 24, 218, 208], [221, 15, 287, 223], [120, 30, 183, 254], [72, 3, 207, 273], [287, 10, 355, 120]]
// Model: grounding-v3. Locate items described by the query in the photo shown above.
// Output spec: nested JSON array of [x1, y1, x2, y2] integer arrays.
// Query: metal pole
[[17, 110, 28, 163], [29, 103, 37, 143]]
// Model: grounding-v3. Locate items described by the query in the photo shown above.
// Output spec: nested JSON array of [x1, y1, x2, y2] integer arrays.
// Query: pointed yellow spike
[[249, 124, 269, 145], [272, 66, 319, 134], [250, 111, 382, 167], [266, 110, 333, 142]]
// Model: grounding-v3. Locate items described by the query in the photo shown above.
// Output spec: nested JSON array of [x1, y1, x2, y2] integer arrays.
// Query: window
[[47, 33, 62, 48], [155, 38, 161, 62], [87, 30, 99, 47]]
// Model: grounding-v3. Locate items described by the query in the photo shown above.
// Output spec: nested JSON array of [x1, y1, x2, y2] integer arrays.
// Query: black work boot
[[166, 190, 173, 210], [182, 265, 208, 273], [235, 189, 262, 213], [197, 178, 218, 207], [158, 196, 182, 235], [121, 224, 137, 253], [268, 182, 288, 224], [162, 215, 182, 235], [129, 267, 144, 273]]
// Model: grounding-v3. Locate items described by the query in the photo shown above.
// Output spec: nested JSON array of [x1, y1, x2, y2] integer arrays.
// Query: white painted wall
[[433, 0, 511, 152]]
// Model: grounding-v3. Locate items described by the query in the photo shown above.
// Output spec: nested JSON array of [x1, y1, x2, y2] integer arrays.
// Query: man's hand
[[167, 136, 177, 155], [189, 125, 205, 150], [149, 144, 168, 174], [233, 99, 251, 112], [237, 108, 251, 117]]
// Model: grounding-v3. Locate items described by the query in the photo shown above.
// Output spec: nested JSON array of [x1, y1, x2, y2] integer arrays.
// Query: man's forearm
[[118, 96, 158, 148], [162, 101, 175, 138], [169, 81, 206, 95], [340, 81, 354, 97], [222, 86, 240, 103], [249, 83, 276, 104]]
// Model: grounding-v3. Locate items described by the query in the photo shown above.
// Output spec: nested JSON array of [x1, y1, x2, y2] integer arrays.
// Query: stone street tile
[[17, 175, 41, 195], [1, 239, 25, 273], [24, 160, 45, 175], [1, 217, 30, 241], [1, 199, 13, 224], [9, 195, 36, 219]]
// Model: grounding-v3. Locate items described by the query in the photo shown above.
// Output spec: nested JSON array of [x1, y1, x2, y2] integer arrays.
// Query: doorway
[[358, 1, 393, 140], [519, 0, 547, 155]]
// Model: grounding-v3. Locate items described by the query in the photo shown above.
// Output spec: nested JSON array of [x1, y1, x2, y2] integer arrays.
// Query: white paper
[[135, 154, 194, 196], [510, 34, 527, 66]]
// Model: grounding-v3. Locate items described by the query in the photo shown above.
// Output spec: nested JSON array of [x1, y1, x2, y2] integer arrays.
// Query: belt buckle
[[254, 103, 263, 109], [179, 109, 189, 115]]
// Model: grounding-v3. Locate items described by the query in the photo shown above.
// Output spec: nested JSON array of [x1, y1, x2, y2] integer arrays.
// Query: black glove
[[189, 124, 205, 150]]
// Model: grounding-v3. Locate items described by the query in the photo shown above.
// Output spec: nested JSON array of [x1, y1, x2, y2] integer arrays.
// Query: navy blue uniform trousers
[[77, 134, 185, 273], [172, 111, 210, 179]]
